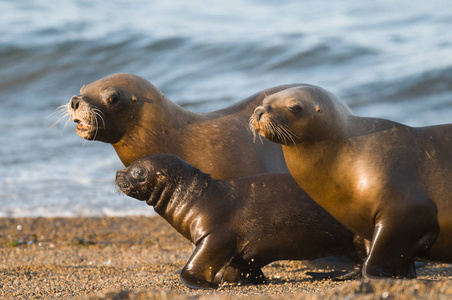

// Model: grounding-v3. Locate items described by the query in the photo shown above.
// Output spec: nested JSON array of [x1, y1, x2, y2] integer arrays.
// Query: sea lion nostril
[[70, 96, 80, 110], [254, 108, 264, 121]]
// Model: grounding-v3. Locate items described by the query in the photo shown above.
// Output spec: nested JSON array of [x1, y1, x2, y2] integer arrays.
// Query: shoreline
[[1, 216, 451, 299]]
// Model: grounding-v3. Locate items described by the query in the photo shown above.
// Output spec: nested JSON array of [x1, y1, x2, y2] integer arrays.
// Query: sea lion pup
[[115, 154, 364, 289], [67, 73, 300, 179], [250, 85, 452, 279]]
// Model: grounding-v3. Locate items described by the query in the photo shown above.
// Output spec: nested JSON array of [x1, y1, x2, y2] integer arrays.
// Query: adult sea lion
[[115, 154, 364, 289], [250, 85, 452, 279], [67, 73, 298, 179]]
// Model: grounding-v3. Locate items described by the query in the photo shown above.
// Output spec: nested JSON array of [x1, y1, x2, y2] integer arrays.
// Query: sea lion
[[250, 85, 452, 279], [67, 73, 299, 179], [115, 154, 364, 289]]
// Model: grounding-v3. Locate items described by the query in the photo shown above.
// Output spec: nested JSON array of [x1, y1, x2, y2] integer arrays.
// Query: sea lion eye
[[108, 94, 119, 104], [289, 105, 302, 113], [132, 168, 147, 180]]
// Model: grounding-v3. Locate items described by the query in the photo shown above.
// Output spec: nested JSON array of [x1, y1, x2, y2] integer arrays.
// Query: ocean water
[[1, 0, 451, 217]]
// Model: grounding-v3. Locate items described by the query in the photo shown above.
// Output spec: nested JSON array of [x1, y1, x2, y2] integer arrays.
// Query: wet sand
[[1, 216, 451, 299]]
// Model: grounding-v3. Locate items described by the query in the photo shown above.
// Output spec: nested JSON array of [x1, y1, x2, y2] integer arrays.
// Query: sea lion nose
[[254, 105, 272, 121], [254, 107, 265, 121], [115, 170, 129, 188], [115, 170, 125, 181], [70, 96, 81, 111]]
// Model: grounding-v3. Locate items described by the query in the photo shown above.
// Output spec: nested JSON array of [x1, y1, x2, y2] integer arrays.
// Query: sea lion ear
[[131, 96, 138, 102], [316, 106, 323, 113]]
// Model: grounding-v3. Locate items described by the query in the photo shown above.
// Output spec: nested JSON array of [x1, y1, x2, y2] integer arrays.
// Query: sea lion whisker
[[93, 113, 99, 140], [264, 121, 275, 140], [58, 116, 72, 135], [253, 119, 265, 144], [257, 132, 264, 144], [270, 122, 282, 140], [92, 108, 106, 140], [92, 108, 106, 129], [278, 121, 299, 139], [274, 126, 289, 145], [278, 125, 296, 145], [90, 109, 100, 140], [47, 104, 75, 135], [268, 120, 282, 141], [48, 104, 70, 117], [272, 118, 298, 145], [62, 117, 72, 135], [48, 112, 70, 128], [248, 117, 262, 144], [251, 128, 257, 143], [248, 117, 255, 137], [264, 117, 293, 146], [48, 110, 71, 132], [91, 106, 104, 117], [47, 104, 70, 121], [251, 122, 264, 144], [260, 120, 271, 138], [274, 125, 291, 146]]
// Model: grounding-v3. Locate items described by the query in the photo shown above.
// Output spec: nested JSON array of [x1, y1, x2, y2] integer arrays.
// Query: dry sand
[[0, 216, 451, 299]]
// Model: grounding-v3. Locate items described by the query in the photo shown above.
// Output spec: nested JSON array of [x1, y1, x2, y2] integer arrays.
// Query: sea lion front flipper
[[363, 211, 438, 279], [180, 233, 236, 289]]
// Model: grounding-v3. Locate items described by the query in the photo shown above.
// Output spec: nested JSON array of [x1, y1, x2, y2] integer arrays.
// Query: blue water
[[1, 0, 451, 217]]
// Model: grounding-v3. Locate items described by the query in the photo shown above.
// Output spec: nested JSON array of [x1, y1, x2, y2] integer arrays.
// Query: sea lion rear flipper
[[180, 233, 236, 289]]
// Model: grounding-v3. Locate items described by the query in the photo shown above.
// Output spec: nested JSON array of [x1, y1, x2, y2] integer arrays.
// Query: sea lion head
[[115, 159, 154, 201], [115, 154, 186, 205], [68, 73, 164, 143], [250, 85, 352, 145]]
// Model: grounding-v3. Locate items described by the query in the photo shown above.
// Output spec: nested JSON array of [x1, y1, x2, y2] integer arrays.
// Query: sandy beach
[[1, 216, 451, 299]]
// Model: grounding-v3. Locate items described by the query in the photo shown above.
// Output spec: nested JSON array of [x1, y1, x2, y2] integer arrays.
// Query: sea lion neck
[[112, 97, 202, 167], [151, 166, 213, 243]]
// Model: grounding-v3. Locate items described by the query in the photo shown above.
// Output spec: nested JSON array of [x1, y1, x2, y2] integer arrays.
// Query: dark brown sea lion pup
[[250, 85, 452, 279], [67, 73, 301, 179], [115, 154, 364, 289]]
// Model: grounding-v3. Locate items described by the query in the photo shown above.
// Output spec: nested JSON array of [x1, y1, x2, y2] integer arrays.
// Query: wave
[[2, 0, 452, 217], [346, 66, 452, 108]]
